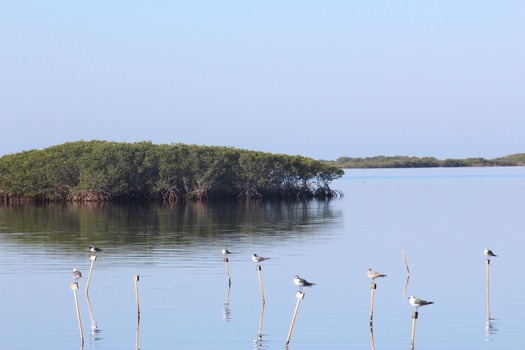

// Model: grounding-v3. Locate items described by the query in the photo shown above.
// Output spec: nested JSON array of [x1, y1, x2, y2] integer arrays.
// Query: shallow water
[[0, 166, 524, 349]]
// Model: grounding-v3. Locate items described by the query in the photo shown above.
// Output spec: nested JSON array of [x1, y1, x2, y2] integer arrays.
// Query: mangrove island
[[0, 140, 344, 203]]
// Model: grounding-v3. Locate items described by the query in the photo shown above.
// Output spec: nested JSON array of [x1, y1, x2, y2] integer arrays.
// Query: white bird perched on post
[[222, 248, 232, 256], [90, 245, 103, 254], [367, 268, 387, 280], [252, 253, 270, 264], [72, 268, 82, 281], [294, 275, 316, 289], [484, 249, 497, 257], [409, 296, 434, 310]]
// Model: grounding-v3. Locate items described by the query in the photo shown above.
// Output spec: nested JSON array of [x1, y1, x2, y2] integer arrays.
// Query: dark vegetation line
[[325, 154, 525, 169], [0, 141, 344, 203]]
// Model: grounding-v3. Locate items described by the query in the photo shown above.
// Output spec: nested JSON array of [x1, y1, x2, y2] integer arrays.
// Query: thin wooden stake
[[486, 259, 491, 320], [85, 255, 97, 295], [257, 301, 265, 339], [410, 311, 418, 350], [71, 282, 84, 348], [402, 250, 410, 275], [402, 250, 411, 298], [370, 319, 375, 350], [369, 282, 376, 325], [224, 257, 231, 287], [134, 275, 140, 350], [134, 275, 140, 318], [256, 265, 265, 304], [286, 291, 305, 345]]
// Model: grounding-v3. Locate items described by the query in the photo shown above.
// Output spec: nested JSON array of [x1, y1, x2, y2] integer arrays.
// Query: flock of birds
[[366, 248, 498, 311], [367, 267, 434, 310], [73, 246, 498, 311], [222, 249, 317, 289]]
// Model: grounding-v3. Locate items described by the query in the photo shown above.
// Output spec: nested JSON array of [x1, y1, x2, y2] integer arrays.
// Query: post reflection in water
[[223, 286, 231, 323], [254, 301, 265, 349], [85, 292, 101, 339]]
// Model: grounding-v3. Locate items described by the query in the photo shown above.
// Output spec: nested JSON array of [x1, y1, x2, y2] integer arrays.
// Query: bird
[[294, 275, 316, 289], [72, 268, 82, 281], [484, 249, 497, 257], [222, 248, 232, 256], [409, 295, 434, 310], [367, 268, 387, 280], [252, 253, 270, 264], [90, 245, 103, 253]]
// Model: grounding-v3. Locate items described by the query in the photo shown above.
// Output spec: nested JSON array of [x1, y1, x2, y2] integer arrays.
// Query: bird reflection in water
[[485, 316, 498, 341]]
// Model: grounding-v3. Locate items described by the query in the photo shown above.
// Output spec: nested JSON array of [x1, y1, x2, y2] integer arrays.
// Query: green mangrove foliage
[[0, 141, 344, 203], [327, 154, 525, 169]]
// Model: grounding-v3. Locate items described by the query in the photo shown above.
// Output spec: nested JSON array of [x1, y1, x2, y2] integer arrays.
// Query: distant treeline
[[327, 154, 525, 169], [0, 141, 344, 203]]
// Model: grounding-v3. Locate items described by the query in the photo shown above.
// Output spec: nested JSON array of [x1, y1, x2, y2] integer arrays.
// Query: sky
[[1, 1, 524, 161]]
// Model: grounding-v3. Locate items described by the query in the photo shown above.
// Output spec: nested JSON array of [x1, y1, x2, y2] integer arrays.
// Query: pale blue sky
[[1, 1, 523, 160]]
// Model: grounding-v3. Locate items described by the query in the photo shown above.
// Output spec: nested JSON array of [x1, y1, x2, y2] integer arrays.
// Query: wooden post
[[369, 282, 376, 325], [256, 265, 265, 304], [486, 258, 491, 320], [257, 301, 265, 339], [403, 275, 410, 299], [224, 257, 231, 287], [134, 275, 140, 350], [134, 275, 141, 318], [71, 282, 84, 347], [402, 250, 410, 275], [402, 250, 411, 299], [286, 291, 305, 345], [370, 318, 375, 350], [410, 311, 418, 350], [85, 255, 97, 295]]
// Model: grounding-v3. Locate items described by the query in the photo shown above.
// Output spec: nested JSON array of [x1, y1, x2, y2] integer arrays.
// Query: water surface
[[0, 167, 524, 349]]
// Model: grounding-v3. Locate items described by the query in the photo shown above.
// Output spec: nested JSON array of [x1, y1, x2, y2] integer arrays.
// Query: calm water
[[0, 167, 524, 349]]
